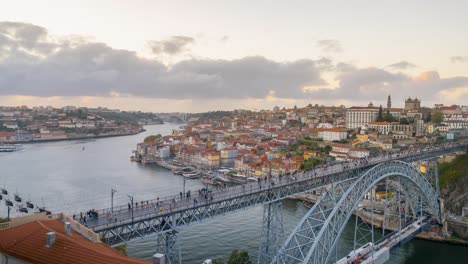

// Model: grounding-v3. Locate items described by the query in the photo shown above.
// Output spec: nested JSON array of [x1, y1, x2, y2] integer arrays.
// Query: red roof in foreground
[[0, 220, 151, 264]]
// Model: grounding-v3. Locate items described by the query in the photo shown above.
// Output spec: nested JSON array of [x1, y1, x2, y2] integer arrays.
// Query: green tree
[[227, 249, 252, 264], [383, 110, 394, 122], [376, 105, 384, 121], [323, 145, 332, 154], [431, 111, 443, 124], [144, 134, 162, 142]]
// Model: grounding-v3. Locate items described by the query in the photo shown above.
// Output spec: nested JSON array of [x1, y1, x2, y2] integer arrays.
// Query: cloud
[[304, 66, 468, 105], [0, 22, 330, 100], [0, 22, 467, 106], [387, 61, 416, 70], [146, 35, 194, 55], [450, 56, 468, 63], [316, 39, 342, 53]]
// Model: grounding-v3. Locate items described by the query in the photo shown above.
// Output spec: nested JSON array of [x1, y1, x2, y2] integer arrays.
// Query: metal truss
[[274, 160, 441, 264], [97, 168, 366, 245], [258, 201, 284, 264], [95, 145, 466, 247], [155, 230, 181, 264]]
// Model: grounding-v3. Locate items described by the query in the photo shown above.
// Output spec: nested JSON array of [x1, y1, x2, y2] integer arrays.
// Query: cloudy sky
[[0, 0, 467, 112]]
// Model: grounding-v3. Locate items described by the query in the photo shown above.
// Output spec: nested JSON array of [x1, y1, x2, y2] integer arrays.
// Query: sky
[[0, 0, 467, 112]]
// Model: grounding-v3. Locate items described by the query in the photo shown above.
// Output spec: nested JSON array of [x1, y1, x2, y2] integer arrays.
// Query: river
[[0, 124, 466, 263]]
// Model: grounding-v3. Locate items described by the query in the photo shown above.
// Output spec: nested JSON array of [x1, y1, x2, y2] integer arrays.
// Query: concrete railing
[[61, 213, 101, 243]]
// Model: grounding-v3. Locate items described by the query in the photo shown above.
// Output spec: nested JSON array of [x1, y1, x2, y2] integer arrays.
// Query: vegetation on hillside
[[439, 151, 468, 215]]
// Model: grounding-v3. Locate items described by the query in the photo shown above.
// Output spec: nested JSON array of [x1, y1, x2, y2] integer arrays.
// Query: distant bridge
[[82, 142, 466, 264]]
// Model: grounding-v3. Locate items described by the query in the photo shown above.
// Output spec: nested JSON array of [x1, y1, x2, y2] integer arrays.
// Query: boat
[[0, 194, 2, 200], [18, 207, 28, 213], [26, 201, 34, 209], [0, 144, 22, 152], [5, 199, 13, 206], [182, 171, 201, 179], [173, 167, 196, 175], [202, 177, 220, 186], [14, 194, 22, 203], [1, 188, 7, 195]]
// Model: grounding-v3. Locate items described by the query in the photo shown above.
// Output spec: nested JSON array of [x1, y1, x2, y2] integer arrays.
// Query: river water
[[0, 124, 466, 263]]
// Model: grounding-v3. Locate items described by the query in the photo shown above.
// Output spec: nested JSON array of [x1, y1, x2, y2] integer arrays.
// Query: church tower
[[387, 95, 391, 109]]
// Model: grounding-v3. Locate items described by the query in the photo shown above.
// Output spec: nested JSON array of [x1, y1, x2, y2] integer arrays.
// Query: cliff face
[[439, 152, 468, 215]]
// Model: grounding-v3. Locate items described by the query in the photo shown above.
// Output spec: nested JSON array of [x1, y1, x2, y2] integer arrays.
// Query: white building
[[314, 128, 348, 141], [346, 103, 379, 129], [368, 122, 392, 135]]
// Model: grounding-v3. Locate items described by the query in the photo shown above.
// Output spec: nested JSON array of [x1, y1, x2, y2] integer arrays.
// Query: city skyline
[[0, 0, 467, 112]]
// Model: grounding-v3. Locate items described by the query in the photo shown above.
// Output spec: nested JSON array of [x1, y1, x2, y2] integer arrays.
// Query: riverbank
[[5, 128, 146, 145]]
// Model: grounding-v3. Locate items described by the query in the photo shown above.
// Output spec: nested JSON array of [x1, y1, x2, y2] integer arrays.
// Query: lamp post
[[111, 188, 117, 214]]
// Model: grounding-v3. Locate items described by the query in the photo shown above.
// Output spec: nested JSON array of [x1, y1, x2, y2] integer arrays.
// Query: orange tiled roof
[[0, 220, 151, 264]]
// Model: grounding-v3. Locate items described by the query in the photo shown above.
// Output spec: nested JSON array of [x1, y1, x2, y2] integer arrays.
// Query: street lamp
[[111, 188, 117, 214]]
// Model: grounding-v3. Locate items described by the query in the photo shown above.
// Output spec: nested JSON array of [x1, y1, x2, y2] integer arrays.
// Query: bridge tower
[[258, 201, 284, 264], [274, 160, 443, 264], [155, 230, 181, 264]]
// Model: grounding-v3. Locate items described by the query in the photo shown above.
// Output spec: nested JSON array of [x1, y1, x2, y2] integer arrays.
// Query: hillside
[[439, 152, 468, 215]]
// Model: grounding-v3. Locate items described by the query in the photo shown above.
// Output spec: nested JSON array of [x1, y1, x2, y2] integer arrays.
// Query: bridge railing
[[88, 141, 468, 231]]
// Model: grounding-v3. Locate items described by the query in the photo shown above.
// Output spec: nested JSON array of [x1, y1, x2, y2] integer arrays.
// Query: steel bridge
[[83, 142, 466, 264]]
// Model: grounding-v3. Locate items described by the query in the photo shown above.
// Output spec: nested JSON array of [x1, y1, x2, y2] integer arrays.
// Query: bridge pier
[[155, 230, 181, 264], [258, 201, 283, 264]]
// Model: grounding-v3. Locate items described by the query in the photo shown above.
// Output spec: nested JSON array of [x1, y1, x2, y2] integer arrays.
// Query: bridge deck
[[80, 142, 466, 245]]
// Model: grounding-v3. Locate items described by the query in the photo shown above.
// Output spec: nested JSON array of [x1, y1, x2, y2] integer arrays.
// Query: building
[[404, 97, 421, 111], [220, 148, 238, 159], [349, 149, 370, 159], [0, 214, 151, 264], [368, 122, 392, 135], [346, 102, 379, 129], [314, 128, 348, 141]]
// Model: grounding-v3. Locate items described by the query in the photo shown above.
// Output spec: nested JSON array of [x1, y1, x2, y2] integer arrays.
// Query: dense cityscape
[[1, 1, 468, 264]]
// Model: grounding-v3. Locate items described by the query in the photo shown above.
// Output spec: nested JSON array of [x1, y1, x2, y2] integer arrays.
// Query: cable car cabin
[[14, 194, 22, 203], [26, 201, 34, 208], [5, 200, 13, 206], [18, 207, 28, 213], [1, 188, 7, 195]]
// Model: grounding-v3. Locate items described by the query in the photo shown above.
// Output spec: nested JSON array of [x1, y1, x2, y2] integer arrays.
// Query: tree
[[431, 111, 443, 124], [144, 134, 162, 142], [425, 112, 432, 123], [383, 110, 394, 122], [227, 249, 252, 264], [323, 145, 332, 154], [376, 105, 384, 121]]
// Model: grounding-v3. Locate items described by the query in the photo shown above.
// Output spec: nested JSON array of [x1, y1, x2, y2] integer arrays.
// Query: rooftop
[[0, 219, 151, 264]]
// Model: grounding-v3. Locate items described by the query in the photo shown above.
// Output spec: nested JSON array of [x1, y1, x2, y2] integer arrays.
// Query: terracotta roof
[[0, 220, 151, 264]]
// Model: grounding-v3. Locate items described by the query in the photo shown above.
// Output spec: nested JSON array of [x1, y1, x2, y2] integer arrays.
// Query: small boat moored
[[5, 199, 13, 206], [14, 194, 22, 203], [1, 188, 7, 195]]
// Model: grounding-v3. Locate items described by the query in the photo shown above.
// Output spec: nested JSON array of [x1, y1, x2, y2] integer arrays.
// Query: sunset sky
[[0, 0, 467, 112]]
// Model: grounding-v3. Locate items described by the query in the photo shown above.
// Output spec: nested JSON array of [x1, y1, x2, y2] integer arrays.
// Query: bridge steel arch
[[274, 160, 440, 264]]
